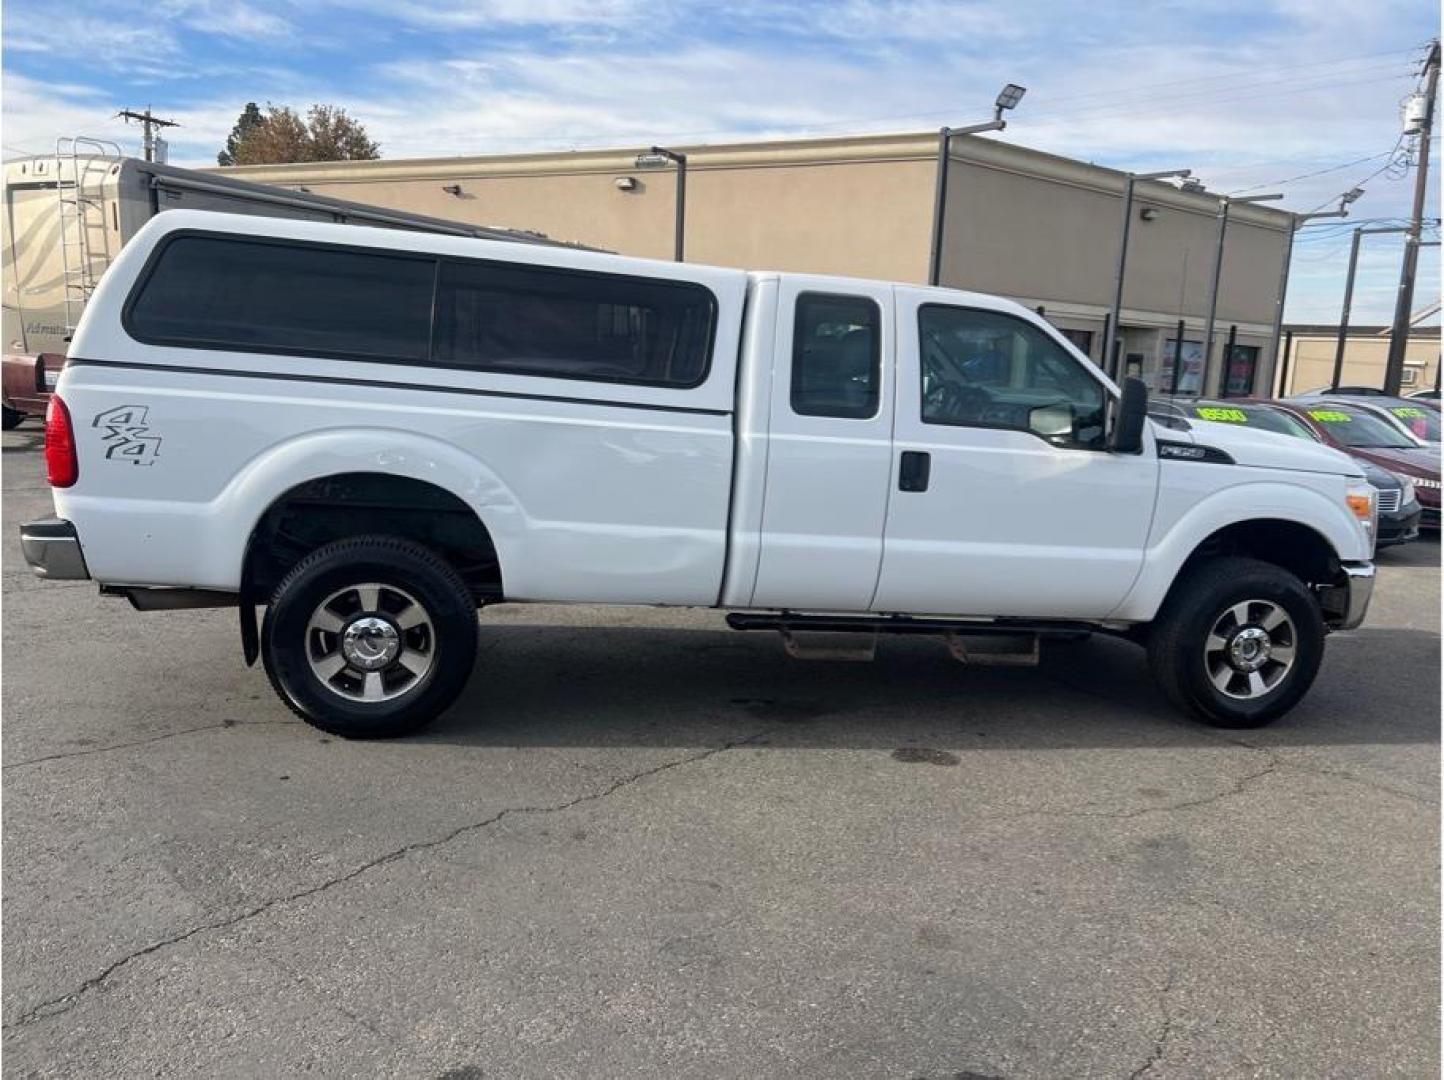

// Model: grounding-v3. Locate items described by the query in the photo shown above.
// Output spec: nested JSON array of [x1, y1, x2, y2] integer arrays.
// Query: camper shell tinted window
[[125, 234, 435, 360], [433, 259, 715, 387], [124, 231, 718, 389]]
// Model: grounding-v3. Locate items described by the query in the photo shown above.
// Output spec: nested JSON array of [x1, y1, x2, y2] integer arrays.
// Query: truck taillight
[[45, 396, 78, 488]]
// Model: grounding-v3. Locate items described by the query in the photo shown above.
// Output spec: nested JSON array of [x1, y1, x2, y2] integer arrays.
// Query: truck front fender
[[1108, 478, 1367, 623]]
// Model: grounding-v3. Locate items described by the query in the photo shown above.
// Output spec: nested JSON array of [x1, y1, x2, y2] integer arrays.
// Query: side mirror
[[1028, 403, 1074, 442], [1109, 377, 1148, 454]]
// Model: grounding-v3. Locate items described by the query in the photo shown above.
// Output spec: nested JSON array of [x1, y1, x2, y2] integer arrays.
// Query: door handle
[[899, 450, 931, 492]]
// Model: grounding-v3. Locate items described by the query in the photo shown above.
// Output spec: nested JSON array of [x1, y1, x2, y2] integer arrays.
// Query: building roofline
[[210, 128, 1295, 230]]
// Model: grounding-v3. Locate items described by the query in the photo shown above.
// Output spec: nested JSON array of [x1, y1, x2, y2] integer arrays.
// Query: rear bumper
[[1323, 561, 1375, 631], [19, 518, 90, 580]]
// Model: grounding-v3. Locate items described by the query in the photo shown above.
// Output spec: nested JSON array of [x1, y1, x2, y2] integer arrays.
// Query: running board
[[724, 612, 1086, 667]]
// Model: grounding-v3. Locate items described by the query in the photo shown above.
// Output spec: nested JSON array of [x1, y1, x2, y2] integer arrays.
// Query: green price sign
[[1195, 406, 1249, 423], [1308, 409, 1352, 423]]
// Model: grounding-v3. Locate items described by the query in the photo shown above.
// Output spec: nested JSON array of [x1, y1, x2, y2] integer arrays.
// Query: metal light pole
[[928, 83, 1026, 286], [1202, 192, 1282, 394], [1107, 168, 1191, 380], [1384, 39, 1440, 393], [1332, 225, 1409, 389], [1267, 187, 1365, 391], [636, 146, 687, 261]]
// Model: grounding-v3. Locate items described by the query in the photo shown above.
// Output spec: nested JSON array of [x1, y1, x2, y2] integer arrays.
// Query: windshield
[[1304, 406, 1418, 449], [1383, 404, 1440, 442], [1189, 403, 1315, 440]]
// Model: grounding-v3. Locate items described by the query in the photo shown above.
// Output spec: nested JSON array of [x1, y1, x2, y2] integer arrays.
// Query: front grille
[[1377, 489, 1402, 513]]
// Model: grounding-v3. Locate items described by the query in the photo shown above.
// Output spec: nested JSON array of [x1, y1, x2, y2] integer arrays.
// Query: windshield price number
[[1195, 406, 1249, 423], [1309, 409, 1352, 423]]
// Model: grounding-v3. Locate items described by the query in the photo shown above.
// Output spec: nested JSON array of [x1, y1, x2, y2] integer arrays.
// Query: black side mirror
[[1109, 377, 1148, 454]]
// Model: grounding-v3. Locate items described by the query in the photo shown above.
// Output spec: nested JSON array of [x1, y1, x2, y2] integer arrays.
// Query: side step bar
[[726, 612, 1094, 666]]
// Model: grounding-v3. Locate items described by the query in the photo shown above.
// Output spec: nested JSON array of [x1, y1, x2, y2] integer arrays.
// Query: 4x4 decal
[[92, 405, 162, 466]]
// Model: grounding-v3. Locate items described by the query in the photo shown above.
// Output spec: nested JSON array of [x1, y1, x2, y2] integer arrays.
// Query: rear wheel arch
[[241, 472, 504, 606]]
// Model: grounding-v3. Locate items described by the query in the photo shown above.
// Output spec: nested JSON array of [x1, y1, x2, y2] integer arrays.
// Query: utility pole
[[1384, 39, 1440, 394], [117, 107, 179, 163]]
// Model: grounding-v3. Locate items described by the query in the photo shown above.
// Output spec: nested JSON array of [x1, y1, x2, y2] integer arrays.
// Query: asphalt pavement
[[2, 423, 1439, 1078]]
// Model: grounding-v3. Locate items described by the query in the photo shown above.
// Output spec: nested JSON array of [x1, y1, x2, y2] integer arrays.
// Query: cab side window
[[791, 293, 881, 419], [918, 305, 1106, 449]]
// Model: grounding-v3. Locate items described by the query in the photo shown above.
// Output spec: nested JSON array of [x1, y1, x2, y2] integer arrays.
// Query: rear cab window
[[791, 293, 881, 419]]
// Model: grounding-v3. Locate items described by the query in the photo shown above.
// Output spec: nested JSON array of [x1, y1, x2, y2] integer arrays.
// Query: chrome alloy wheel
[[1203, 599, 1297, 701], [305, 583, 435, 702]]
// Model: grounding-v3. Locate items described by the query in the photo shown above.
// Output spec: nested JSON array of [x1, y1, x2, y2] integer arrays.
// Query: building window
[[1058, 328, 1094, 357], [1160, 338, 1205, 395], [791, 293, 881, 419], [1224, 344, 1260, 397]]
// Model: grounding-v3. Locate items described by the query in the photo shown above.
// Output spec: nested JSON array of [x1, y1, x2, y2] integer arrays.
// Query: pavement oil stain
[[436, 1068, 484, 1080], [892, 747, 961, 766]]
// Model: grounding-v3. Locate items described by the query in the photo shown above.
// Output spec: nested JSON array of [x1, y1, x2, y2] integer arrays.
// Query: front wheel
[[1147, 556, 1325, 729], [261, 536, 479, 738]]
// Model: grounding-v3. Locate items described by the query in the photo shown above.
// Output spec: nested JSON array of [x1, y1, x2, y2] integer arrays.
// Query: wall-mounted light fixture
[[442, 184, 464, 197], [615, 176, 639, 191], [1139, 207, 1158, 222]]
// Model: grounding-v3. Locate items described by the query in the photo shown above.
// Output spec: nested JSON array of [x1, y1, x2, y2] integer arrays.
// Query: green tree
[[216, 102, 264, 166], [217, 103, 381, 166]]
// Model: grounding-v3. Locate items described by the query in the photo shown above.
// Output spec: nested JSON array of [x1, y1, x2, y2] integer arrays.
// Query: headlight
[[1415, 477, 1441, 491], [1346, 482, 1377, 548]]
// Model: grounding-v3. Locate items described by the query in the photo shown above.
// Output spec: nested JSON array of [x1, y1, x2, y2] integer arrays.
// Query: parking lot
[[2, 424, 1438, 1077]]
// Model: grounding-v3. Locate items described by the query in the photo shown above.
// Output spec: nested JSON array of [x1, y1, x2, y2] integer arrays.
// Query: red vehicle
[[2, 353, 65, 429], [1265, 399, 1441, 530]]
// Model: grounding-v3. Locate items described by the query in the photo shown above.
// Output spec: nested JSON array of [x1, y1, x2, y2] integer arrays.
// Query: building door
[[750, 278, 896, 611], [872, 294, 1158, 619]]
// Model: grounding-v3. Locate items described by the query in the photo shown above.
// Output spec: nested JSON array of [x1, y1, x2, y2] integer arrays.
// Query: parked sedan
[[1150, 398, 1422, 545], [1269, 399, 1440, 530], [1292, 391, 1441, 445]]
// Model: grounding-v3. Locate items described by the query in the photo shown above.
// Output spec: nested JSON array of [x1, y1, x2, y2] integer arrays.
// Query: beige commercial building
[[220, 131, 1296, 396], [1276, 324, 1442, 396]]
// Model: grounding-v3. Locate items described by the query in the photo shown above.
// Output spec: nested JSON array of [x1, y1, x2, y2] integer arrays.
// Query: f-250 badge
[[92, 405, 162, 466]]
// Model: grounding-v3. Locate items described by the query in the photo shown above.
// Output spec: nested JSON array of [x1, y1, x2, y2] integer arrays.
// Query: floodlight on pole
[[635, 146, 687, 261], [1267, 185, 1371, 378], [1107, 167, 1193, 378], [928, 82, 1028, 285], [1203, 192, 1282, 396]]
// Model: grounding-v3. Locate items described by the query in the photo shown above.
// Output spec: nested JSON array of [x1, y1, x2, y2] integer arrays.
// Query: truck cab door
[[872, 293, 1158, 619], [748, 278, 895, 611]]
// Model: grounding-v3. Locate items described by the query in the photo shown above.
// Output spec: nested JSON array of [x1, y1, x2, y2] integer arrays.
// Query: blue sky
[[2, 0, 1438, 323]]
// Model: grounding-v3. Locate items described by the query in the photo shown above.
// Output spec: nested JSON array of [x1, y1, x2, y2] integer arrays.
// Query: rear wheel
[[1147, 556, 1325, 728], [2, 404, 24, 430], [261, 535, 478, 738]]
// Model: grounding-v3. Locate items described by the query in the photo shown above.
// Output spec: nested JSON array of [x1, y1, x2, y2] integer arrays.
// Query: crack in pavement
[[1129, 970, 1177, 1079], [3, 719, 298, 770], [4, 729, 768, 1031], [1042, 668, 1440, 810], [982, 757, 1281, 823]]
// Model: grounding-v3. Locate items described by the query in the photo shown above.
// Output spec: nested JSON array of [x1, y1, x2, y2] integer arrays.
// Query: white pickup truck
[[21, 210, 1377, 737]]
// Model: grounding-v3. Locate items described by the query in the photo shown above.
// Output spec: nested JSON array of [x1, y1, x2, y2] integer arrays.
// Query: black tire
[[2, 404, 24, 430], [1147, 556, 1325, 729], [261, 535, 478, 738]]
